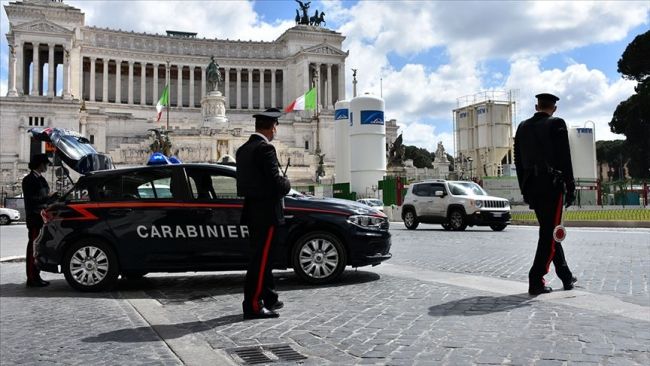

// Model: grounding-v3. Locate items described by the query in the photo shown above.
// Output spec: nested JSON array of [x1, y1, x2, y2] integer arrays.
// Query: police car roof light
[[147, 152, 171, 166]]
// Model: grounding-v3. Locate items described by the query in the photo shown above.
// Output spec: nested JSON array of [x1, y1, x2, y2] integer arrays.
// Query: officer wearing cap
[[514, 93, 578, 295], [22, 153, 57, 287], [236, 108, 291, 319]]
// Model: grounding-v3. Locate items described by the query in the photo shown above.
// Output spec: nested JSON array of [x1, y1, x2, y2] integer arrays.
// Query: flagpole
[[166, 60, 170, 131]]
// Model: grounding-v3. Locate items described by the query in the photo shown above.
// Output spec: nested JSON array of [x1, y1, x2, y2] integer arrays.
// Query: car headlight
[[347, 215, 387, 231], [474, 200, 483, 208]]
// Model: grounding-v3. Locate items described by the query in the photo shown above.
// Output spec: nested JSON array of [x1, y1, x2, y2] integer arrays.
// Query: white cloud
[[504, 57, 636, 140], [401, 122, 455, 156]]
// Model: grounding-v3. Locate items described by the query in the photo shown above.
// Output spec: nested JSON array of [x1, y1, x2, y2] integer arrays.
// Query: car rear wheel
[[448, 209, 467, 231], [403, 209, 419, 230], [292, 231, 347, 284], [490, 224, 507, 231], [0, 215, 10, 225], [63, 239, 119, 292]]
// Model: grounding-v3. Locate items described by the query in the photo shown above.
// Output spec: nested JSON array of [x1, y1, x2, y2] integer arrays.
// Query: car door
[[412, 184, 434, 218], [101, 166, 192, 270], [429, 183, 448, 219], [183, 167, 248, 268]]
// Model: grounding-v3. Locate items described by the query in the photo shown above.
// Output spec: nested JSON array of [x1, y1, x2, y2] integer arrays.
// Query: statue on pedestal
[[206, 56, 221, 92], [388, 134, 405, 167]]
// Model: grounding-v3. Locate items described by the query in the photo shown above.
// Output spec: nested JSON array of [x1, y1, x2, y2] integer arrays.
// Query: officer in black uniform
[[236, 108, 291, 319], [22, 153, 56, 287], [514, 93, 578, 295]]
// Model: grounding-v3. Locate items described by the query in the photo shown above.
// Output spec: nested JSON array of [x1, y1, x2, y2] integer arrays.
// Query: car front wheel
[[448, 209, 467, 231], [490, 224, 507, 231], [292, 231, 347, 284], [0, 215, 10, 225], [441, 223, 452, 231], [403, 209, 419, 230], [63, 239, 119, 292]]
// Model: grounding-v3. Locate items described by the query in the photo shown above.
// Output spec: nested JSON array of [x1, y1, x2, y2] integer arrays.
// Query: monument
[[201, 56, 228, 125], [432, 141, 450, 178]]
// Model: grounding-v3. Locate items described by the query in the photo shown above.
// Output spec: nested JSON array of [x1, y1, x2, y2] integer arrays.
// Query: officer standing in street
[[22, 153, 56, 287], [236, 108, 291, 319], [514, 93, 578, 296]]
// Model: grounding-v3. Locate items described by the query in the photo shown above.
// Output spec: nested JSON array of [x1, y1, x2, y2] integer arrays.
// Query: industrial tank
[[334, 100, 351, 183], [349, 94, 386, 195], [568, 127, 597, 180]]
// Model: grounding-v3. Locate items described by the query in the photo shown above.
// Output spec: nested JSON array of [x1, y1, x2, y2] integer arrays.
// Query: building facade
[[2, 0, 398, 196]]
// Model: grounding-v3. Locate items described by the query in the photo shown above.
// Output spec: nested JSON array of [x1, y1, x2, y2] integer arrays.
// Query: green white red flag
[[284, 87, 316, 112], [156, 85, 169, 122]]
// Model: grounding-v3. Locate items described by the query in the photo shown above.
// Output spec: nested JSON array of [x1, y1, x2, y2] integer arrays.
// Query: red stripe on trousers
[[252, 225, 275, 313], [544, 193, 564, 275]]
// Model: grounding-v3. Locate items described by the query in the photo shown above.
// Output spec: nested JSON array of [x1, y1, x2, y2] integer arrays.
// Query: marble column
[[7, 45, 18, 96], [140, 62, 146, 105], [236, 68, 242, 109], [189, 66, 195, 107], [247, 69, 253, 109], [16, 42, 24, 96], [200, 66, 206, 98], [63, 49, 71, 99], [102, 58, 109, 102], [152, 63, 159, 103], [304, 62, 310, 93], [177, 64, 183, 107], [259, 68, 265, 109], [270, 69, 277, 108], [315, 63, 322, 108], [326, 63, 333, 109], [47, 43, 55, 97], [115, 60, 122, 104], [282, 68, 288, 108], [127, 60, 134, 104], [31, 43, 40, 96], [224, 67, 230, 106], [89, 57, 96, 101]]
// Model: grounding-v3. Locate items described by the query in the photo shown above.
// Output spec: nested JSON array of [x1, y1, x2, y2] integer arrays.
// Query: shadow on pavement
[[0, 270, 381, 301], [428, 294, 533, 316], [81, 314, 244, 343]]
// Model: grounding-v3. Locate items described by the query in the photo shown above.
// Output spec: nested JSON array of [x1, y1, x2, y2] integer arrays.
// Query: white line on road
[[374, 263, 650, 322]]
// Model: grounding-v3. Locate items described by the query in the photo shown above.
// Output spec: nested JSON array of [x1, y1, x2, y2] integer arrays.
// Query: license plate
[[493, 212, 503, 217]]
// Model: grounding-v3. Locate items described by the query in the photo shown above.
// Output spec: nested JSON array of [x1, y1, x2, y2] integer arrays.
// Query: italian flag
[[284, 87, 316, 112], [156, 85, 169, 122]]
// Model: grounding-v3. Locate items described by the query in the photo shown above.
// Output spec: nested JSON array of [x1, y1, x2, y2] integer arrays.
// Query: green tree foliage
[[610, 30, 650, 179], [404, 145, 433, 168], [596, 140, 627, 180]]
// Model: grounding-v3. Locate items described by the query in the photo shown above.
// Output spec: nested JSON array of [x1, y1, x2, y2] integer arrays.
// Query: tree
[[596, 140, 626, 181], [405, 145, 433, 168], [610, 30, 650, 179]]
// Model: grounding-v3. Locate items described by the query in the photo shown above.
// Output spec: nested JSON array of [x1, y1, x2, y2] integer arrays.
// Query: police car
[[35, 163, 392, 292]]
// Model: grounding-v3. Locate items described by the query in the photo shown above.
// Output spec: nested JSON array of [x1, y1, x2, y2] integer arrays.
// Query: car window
[[448, 182, 487, 196], [431, 183, 446, 196], [95, 168, 178, 201], [412, 184, 430, 197], [65, 182, 90, 202], [186, 168, 239, 200]]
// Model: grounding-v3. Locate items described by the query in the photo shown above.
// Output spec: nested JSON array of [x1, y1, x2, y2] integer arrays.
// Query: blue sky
[[1, 0, 648, 153]]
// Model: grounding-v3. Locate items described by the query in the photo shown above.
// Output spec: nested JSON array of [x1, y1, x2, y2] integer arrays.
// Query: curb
[[510, 220, 650, 228], [0, 256, 25, 263]]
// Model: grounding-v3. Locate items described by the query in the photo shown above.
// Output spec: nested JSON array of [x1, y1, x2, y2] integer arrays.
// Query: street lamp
[[467, 157, 473, 179]]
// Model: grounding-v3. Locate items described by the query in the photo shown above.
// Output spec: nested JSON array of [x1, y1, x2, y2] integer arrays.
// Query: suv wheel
[[448, 209, 467, 231], [0, 215, 10, 225], [441, 223, 452, 231], [63, 239, 119, 292], [292, 231, 347, 284], [490, 224, 507, 232], [403, 209, 419, 230]]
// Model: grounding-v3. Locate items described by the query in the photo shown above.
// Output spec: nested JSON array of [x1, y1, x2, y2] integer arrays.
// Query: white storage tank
[[334, 100, 351, 183], [568, 127, 597, 180], [349, 94, 386, 195]]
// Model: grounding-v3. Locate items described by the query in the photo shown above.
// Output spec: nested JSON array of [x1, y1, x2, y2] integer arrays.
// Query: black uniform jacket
[[236, 134, 291, 226], [514, 112, 575, 201], [22, 171, 50, 225]]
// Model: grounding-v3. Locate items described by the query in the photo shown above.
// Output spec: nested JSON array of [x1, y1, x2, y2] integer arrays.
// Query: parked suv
[[401, 180, 510, 231]]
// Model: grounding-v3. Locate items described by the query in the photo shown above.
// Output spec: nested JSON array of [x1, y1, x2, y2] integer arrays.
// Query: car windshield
[[286, 189, 305, 197], [364, 199, 383, 206], [448, 182, 487, 196]]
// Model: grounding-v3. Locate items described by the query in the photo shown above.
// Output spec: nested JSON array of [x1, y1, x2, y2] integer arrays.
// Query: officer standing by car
[[236, 108, 291, 319], [22, 153, 57, 287], [514, 93, 578, 296]]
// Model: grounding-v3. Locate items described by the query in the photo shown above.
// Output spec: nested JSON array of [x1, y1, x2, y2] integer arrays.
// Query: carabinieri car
[[36, 164, 392, 291]]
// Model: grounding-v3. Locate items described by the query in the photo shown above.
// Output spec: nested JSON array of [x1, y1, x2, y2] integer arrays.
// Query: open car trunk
[[28, 127, 114, 174]]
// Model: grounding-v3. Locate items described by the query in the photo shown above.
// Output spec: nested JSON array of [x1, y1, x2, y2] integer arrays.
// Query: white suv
[[401, 180, 510, 231]]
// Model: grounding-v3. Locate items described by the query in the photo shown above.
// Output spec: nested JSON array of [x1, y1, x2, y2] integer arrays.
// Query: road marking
[[120, 291, 237, 366], [374, 263, 650, 322]]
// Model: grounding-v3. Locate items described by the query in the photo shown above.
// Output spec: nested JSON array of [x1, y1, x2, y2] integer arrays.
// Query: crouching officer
[[514, 93, 578, 295], [236, 108, 291, 319], [22, 153, 57, 287]]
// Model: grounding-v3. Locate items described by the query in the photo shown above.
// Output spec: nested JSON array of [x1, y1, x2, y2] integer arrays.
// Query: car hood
[[286, 195, 386, 217], [28, 127, 114, 175], [455, 194, 509, 202]]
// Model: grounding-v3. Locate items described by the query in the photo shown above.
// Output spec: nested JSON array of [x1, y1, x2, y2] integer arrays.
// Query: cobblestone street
[[1, 225, 649, 365]]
